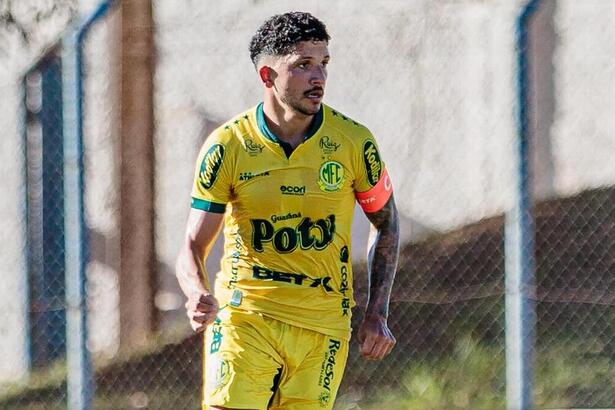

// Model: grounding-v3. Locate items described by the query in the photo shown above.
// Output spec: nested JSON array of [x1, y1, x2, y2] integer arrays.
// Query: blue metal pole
[[62, 29, 90, 410], [62, 1, 116, 409], [20, 76, 33, 381], [506, 1, 542, 409]]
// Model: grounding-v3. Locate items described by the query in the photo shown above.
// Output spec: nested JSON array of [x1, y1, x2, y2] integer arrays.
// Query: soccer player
[[176, 11, 400, 410]]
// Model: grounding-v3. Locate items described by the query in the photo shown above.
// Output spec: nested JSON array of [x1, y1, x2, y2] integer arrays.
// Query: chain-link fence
[[1, 0, 615, 409], [26, 46, 69, 409]]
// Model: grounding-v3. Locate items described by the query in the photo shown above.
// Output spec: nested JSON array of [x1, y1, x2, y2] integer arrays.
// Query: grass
[[353, 336, 506, 410], [344, 336, 615, 410]]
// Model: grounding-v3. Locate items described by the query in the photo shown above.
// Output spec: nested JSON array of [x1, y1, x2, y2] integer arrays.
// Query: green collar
[[256, 102, 324, 144]]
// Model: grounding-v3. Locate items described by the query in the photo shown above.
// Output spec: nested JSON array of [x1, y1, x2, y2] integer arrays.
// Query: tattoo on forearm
[[365, 195, 400, 318]]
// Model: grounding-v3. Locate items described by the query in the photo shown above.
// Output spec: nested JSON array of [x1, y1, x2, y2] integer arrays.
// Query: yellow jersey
[[191, 103, 390, 341]]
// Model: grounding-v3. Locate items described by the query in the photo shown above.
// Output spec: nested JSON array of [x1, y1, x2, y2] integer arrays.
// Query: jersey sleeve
[[190, 130, 234, 213], [353, 131, 393, 213]]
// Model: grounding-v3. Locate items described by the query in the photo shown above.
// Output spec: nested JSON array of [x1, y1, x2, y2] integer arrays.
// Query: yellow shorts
[[203, 308, 349, 409]]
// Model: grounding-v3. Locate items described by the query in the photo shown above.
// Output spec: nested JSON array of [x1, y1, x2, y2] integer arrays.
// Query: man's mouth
[[305, 88, 324, 100]]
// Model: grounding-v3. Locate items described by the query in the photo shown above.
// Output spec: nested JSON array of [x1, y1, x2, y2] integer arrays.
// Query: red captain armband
[[355, 168, 393, 213]]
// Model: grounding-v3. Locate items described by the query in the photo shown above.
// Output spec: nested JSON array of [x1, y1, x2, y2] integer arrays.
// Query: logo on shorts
[[199, 144, 225, 190], [318, 339, 342, 403], [208, 358, 231, 391], [362, 140, 382, 187], [318, 391, 331, 407], [318, 161, 344, 192]]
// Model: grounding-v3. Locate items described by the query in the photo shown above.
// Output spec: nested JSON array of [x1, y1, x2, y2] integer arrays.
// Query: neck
[[262, 95, 314, 147]]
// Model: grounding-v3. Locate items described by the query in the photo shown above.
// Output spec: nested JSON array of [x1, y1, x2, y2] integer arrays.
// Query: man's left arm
[[359, 194, 400, 360]]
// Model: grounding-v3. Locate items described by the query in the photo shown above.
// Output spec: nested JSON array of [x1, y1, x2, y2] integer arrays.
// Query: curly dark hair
[[249, 12, 330, 66]]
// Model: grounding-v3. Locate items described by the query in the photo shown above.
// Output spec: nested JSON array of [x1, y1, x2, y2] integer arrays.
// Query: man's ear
[[259, 66, 275, 88]]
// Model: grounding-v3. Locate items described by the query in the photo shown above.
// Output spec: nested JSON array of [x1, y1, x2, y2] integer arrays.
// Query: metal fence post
[[62, 29, 90, 410], [62, 1, 116, 409], [19, 77, 32, 384], [506, 1, 542, 409]]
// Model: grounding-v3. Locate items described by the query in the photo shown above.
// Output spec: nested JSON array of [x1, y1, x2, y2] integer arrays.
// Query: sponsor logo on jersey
[[318, 338, 342, 405], [198, 144, 225, 190], [243, 138, 264, 156], [239, 171, 269, 181], [252, 265, 333, 292], [363, 140, 382, 187], [319, 136, 340, 154], [339, 246, 351, 315], [339, 265, 350, 316], [250, 215, 335, 253], [271, 212, 302, 223], [280, 185, 306, 196], [229, 233, 242, 288], [318, 161, 344, 192]]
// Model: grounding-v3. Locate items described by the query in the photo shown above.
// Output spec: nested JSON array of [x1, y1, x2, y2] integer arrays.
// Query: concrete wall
[[552, 0, 615, 195], [81, 8, 123, 358], [0, 64, 29, 385]]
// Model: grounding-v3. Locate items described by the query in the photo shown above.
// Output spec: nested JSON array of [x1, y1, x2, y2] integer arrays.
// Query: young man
[[176, 12, 399, 410]]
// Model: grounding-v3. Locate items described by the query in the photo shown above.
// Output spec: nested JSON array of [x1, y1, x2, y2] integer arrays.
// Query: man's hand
[[358, 314, 396, 360], [185, 293, 219, 332]]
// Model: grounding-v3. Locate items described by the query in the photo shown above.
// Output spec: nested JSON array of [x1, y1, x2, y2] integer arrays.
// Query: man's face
[[269, 40, 330, 116]]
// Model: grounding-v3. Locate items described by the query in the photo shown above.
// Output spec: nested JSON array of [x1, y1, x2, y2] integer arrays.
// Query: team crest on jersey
[[243, 138, 264, 156], [318, 161, 344, 192], [362, 140, 382, 187], [319, 136, 340, 154], [199, 144, 225, 190]]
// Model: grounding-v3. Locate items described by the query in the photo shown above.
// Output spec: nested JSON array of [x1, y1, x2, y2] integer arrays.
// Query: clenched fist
[[358, 314, 396, 360], [185, 293, 219, 332]]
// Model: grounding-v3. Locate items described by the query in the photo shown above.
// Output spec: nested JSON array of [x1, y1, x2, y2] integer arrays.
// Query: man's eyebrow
[[294, 54, 330, 60]]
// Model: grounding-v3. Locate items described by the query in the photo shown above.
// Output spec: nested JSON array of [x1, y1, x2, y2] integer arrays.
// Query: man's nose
[[311, 66, 327, 85]]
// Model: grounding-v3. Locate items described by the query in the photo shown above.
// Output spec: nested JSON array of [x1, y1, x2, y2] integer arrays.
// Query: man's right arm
[[175, 208, 224, 332]]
